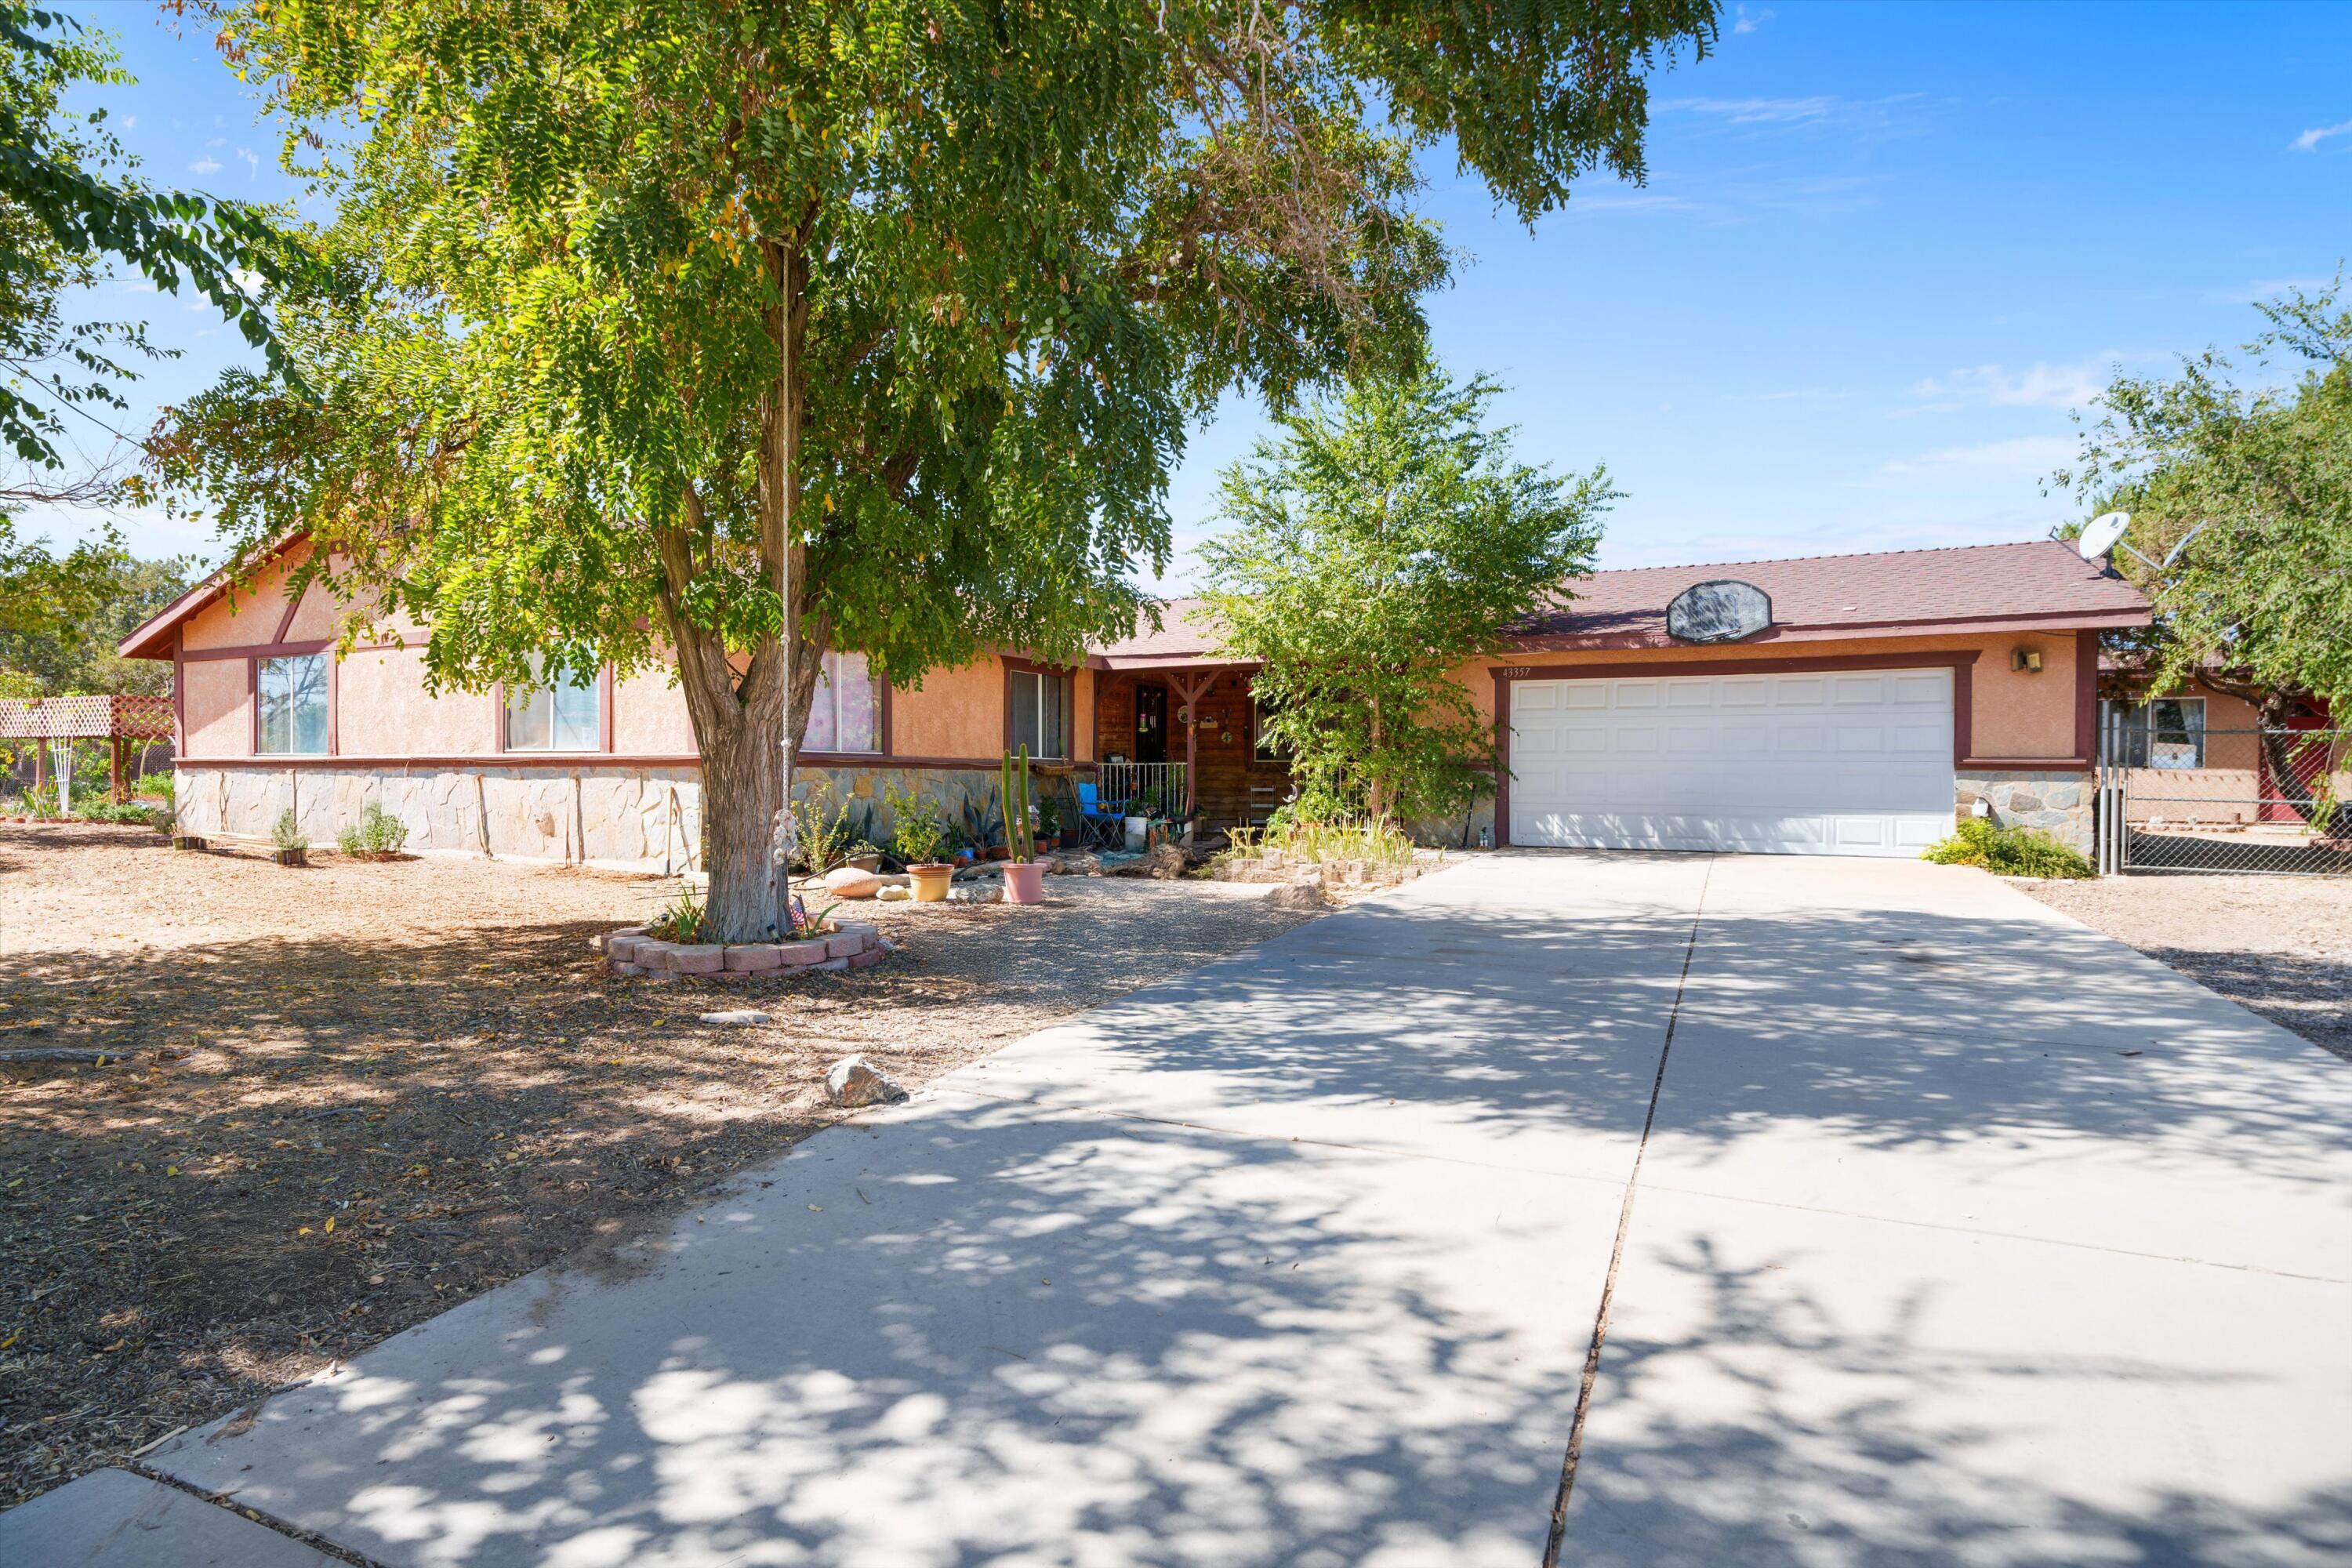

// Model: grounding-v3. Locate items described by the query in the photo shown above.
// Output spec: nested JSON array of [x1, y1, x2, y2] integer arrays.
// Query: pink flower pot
[[1003, 861, 1047, 905]]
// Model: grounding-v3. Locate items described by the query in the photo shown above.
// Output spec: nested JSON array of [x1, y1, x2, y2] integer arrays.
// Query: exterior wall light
[[2011, 648, 2043, 673]]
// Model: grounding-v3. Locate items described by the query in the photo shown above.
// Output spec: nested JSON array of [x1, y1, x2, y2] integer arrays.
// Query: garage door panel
[[1512, 670, 1955, 858]]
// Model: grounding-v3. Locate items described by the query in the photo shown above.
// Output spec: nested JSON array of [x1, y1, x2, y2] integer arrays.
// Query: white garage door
[[1509, 667, 1955, 857]]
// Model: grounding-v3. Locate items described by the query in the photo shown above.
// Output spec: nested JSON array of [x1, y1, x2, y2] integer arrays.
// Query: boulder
[[876, 884, 913, 902], [822, 865, 885, 899], [946, 881, 1002, 903], [825, 1054, 908, 1107]]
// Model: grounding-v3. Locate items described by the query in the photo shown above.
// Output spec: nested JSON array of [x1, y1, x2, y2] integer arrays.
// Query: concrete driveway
[[16, 853, 2351, 1566]]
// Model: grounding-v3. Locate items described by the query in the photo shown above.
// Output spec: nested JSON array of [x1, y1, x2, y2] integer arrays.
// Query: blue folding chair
[[1075, 782, 1125, 850]]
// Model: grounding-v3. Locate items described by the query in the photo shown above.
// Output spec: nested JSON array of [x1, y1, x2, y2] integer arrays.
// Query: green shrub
[[645, 880, 705, 942], [334, 802, 411, 857], [76, 800, 169, 829], [883, 781, 949, 866], [269, 808, 307, 851], [1922, 818, 2093, 879]]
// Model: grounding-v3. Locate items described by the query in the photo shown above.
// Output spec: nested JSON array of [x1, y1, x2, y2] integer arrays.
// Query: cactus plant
[[1000, 746, 1036, 862]]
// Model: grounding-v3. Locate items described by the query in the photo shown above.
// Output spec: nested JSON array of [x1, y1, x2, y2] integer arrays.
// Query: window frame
[[503, 658, 605, 753], [1004, 661, 1076, 761], [255, 652, 331, 756], [803, 648, 886, 757], [2122, 695, 2206, 770]]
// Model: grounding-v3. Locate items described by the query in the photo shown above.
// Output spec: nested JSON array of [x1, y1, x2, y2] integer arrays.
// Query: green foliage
[[791, 782, 856, 876], [268, 808, 306, 851], [2061, 281, 2352, 714], [645, 880, 706, 944], [1000, 746, 1036, 862], [883, 781, 948, 867], [1, 3, 303, 506], [1922, 818, 2093, 880], [1203, 369, 1613, 823], [334, 801, 410, 857], [75, 798, 165, 829], [1227, 802, 1414, 868], [147, 0, 1712, 937], [0, 528, 192, 696]]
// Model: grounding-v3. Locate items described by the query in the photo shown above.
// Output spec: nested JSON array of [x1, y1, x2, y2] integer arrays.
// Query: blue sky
[[27, 1, 2352, 587]]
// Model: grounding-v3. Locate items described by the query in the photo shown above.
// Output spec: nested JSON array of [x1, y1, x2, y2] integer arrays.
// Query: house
[[2096, 655, 2346, 829], [119, 537, 2150, 866]]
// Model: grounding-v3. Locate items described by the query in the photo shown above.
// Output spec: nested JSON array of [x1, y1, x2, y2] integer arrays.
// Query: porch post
[[1172, 670, 1213, 825]]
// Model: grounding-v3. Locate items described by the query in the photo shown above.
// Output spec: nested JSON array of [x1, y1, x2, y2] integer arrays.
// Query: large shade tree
[[2061, 282, 2352, 817], [150, 0, 1720, 939]]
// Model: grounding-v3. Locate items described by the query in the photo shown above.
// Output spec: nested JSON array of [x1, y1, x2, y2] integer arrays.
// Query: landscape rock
[[822, 866, 885, 898], [1265, 880, 1326, 912], [825, 1054, 909, 1108], [876, 884, 913, 902], [946, 881, 1002, 903], [699, 1009, 775, 1025]]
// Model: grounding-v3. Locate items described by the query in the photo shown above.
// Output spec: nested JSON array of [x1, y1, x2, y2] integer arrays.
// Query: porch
[[1088, 662, 1294, 832]]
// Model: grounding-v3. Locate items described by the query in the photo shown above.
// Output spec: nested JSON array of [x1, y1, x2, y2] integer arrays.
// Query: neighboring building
[[2097, 655, 2346, 828], [119, 537, 2149, 866]]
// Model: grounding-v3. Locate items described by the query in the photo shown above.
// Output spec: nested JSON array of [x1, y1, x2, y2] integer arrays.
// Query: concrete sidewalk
[[8, 852, 2348, 1566]]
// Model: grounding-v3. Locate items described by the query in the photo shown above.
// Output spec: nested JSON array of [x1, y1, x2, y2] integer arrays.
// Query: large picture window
[[256, 653, 329, 754], [1009, 666, 1073, 759], [804, 650, 882, 753], [2121, 696, 2205, 770], [508, 660, 601, 751]]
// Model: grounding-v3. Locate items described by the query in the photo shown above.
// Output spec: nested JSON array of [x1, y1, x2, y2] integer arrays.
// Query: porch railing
[[1094, 760, 1189, 817]]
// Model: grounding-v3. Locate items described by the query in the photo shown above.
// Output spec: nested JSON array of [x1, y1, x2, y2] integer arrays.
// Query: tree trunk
[[695, 673, 789, 941]]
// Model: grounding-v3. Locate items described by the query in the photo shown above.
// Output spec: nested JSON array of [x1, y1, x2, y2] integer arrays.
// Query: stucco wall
[[894, 659, 1006, 759], [338, 647, 490, 757], [614, 665, 695, 756], [180, 658, 250, 757]]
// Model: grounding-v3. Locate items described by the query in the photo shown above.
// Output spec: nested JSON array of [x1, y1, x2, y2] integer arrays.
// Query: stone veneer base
[[593, 921, 887, 981], [1955, 769, 2095, 856]]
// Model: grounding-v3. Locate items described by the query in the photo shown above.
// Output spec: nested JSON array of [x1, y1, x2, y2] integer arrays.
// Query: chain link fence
[[2096, 710, 2352, 875]]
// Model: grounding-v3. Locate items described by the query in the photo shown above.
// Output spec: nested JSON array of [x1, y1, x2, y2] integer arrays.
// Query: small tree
[[1203, 371, 1613, 825], [2060, 282, 2352, 818]]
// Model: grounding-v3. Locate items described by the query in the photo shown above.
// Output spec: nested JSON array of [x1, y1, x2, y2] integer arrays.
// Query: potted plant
[[1036, 794, 1073, 851], [885, 782, 955, 902], [269, 808, 308, 866], [1125, 785, 1157, 852], [999, 746, 1047, 905]]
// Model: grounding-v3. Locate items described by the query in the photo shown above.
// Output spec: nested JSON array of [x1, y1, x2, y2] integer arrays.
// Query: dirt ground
[[0, 822, 1320, 1508], [2019, 873, 2352, 1062]]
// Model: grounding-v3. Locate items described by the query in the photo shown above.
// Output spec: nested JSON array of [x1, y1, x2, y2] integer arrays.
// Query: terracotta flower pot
[[908, 863, 955, 902], [1003, 861, 1047, 904]]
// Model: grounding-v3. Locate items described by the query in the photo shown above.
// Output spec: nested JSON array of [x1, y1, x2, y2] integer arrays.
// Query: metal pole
[[768, 275, 798, 936]]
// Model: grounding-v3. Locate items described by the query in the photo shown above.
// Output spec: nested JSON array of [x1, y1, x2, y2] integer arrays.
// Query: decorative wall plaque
[[1665, 579, 1773, 644]]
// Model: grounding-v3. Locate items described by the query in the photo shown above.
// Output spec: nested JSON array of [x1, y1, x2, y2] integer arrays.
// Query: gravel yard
[[0, 822, 1320, 1508], [2018, 873, 2352, 1062]]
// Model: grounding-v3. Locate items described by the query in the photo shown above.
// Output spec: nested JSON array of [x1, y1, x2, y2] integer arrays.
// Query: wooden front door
[[1134, 684, 1168, 764]]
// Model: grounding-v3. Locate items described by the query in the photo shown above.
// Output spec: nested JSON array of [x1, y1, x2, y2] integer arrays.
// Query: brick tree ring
[[593, 921, 888, 980]]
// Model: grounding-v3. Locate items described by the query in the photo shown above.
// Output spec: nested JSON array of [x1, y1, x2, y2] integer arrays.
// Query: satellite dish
[[1667, 579, 1773, 644], [2077, 510, 2130, 561]]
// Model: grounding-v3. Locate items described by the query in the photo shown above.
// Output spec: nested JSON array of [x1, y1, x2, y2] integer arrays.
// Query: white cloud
[[114, 114, 137, 131], [2290, 117, 2352, 152], [190, 156, 222, 175], [1732, 5, 1775, 34], [1907, 358, 2115, 413], [230, 267, 264, 294], [1875, 435, 2077, 481], [238, 147, 260, 180], [207, 136, 227, 148], [1664, 95, 1837, 125]]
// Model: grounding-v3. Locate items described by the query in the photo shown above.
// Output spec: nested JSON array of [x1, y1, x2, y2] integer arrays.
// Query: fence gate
[[2096, 706, 2352, 875]]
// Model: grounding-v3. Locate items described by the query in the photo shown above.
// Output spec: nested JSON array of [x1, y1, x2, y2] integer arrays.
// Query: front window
[[1010, 666, 1073, 759], [508, 660, 600, 751], [2122, 697, 2205, 769], [804, 650, 882, 753], [257, 654, 328, 754]]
